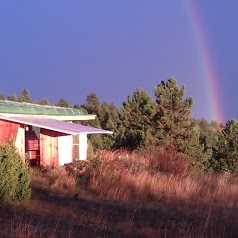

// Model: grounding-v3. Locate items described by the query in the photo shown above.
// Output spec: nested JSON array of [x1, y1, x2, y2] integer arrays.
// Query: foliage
[[8, 94, 18, 101], [81, 93, 103, 149], [35, 98, 50, 105], [99, 102, 121, 149], [82, 93, 104, 131], [196, 118, 223, 149], [212, 119, 238, 173], [153, 78, 212, 169], [82, 93, 120, 150], [2, 82, 238, 174], [18, 88, 31, 102], [82, 93, 101, 116], [143, 148, 190, 175], [118, 88, 156, 150], [73, 104, 87, 112], [0, 94, 5, 100], [0, 142, 31, 202], [56, 98, 70, 107]]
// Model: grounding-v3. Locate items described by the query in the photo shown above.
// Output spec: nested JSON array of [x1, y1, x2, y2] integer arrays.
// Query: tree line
[[1, 78, 238, 173]]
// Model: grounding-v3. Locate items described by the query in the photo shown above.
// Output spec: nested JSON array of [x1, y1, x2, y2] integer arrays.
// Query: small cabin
[[0, 100, 112, 166]]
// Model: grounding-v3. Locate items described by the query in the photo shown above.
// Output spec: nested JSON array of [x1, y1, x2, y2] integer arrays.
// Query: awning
[[0, 115, 113, 135]]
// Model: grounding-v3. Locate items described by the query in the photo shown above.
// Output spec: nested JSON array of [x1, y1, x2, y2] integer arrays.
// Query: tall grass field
[[0, 150, 238, 237]]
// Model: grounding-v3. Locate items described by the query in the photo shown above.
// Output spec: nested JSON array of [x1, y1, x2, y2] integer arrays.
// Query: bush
[[0, 142, 31, 202]]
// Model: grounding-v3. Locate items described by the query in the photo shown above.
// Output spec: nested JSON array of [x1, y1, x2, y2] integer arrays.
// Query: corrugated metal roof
[[0, 115, 113, 135], [0, 100, 90, 117]]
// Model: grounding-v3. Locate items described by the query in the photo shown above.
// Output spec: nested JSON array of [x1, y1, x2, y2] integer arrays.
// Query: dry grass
[[83, 150, 238, 236], [0, 150, 238, 237], [87, 151, 233, 204], [31, 166, 77, 196]]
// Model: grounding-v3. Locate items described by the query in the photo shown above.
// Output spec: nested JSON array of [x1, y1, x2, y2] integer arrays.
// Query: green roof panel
[[0, 100, 88, 117]]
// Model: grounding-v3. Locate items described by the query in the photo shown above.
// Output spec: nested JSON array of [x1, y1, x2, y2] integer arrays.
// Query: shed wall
[[15, 124, 25, 160], [40, 129, 62, 166], [0, 120, 19, 143], [0, 118, 94, 166], [58, 135, 73, 165], [79, 134, 87, 160]]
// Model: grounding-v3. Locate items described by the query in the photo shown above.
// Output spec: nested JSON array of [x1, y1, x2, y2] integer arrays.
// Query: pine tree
[[196, 118, 222, 149], [153, 78, 211, 167], [213, 120, 238, 173], [100, 102, 120, 149], [35, 98, 50, 105], [81, 94, 120, 150], [74, 104, 87, 113], [82, 93, 102, 128], [8, 94, 17, 101], [0, 142, 31, 202], [56, 98, 70, 108], [0, 94, 5, 100], [118, 88, 156, 150], [81, 93, 104, 150], [82, 93, 101, 117], [18, 88, 31, 102]]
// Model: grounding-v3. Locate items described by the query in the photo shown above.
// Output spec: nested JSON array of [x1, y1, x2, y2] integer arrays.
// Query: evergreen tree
[[56, 98, 70, 108], [18, 88, 31, 102], [197, 118, 222, 149], [153, 78, 211, 168], [74, 104, 87, 113], [81, 93, 104, 150], [212, 120, 238, 173], [0, 94, 5, 100], [8, 94, 17, 101], [100, 102, 120, 149], [0, 142, 31, 202], [82, 93, 101, 118], [118, 88, 156, 150], [82, 93, 102, 128], [81, 93, 120, 150], [35, 98, 50, 105]]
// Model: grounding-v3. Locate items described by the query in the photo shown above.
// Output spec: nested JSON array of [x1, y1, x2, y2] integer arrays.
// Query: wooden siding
[[40, 129, 67, 166], [15, 124, 25, 161], [0, 118, 90, 166], [40, 129, 57, 166], [0, 119, 25, 161], [25, 130, 40, 165], [0, 120, 19, 143]]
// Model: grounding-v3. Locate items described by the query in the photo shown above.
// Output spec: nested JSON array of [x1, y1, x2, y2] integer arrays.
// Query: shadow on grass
[[1, 186, 237, 238]]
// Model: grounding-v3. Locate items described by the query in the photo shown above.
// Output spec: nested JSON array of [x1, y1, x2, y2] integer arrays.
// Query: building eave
[[0, 113, 96, 121], [0, 114, 113, 135]]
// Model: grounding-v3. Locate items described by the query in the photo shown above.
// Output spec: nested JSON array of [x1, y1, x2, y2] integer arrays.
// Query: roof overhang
[[0, 114, 112, 135], [0, 113, 96, 121]]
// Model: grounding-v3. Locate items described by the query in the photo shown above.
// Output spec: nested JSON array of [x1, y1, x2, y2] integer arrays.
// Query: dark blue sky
[[0, 1, 237, 123]]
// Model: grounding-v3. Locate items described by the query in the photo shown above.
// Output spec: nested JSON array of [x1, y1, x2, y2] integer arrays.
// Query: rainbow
[[184, 1, 225, 123]]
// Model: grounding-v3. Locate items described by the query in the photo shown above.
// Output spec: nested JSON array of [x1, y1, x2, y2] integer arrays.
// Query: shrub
[[0, 142, 31, 202]]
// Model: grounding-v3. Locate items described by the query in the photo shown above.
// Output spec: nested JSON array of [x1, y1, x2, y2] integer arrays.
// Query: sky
[[0, 1, 237, 123]]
